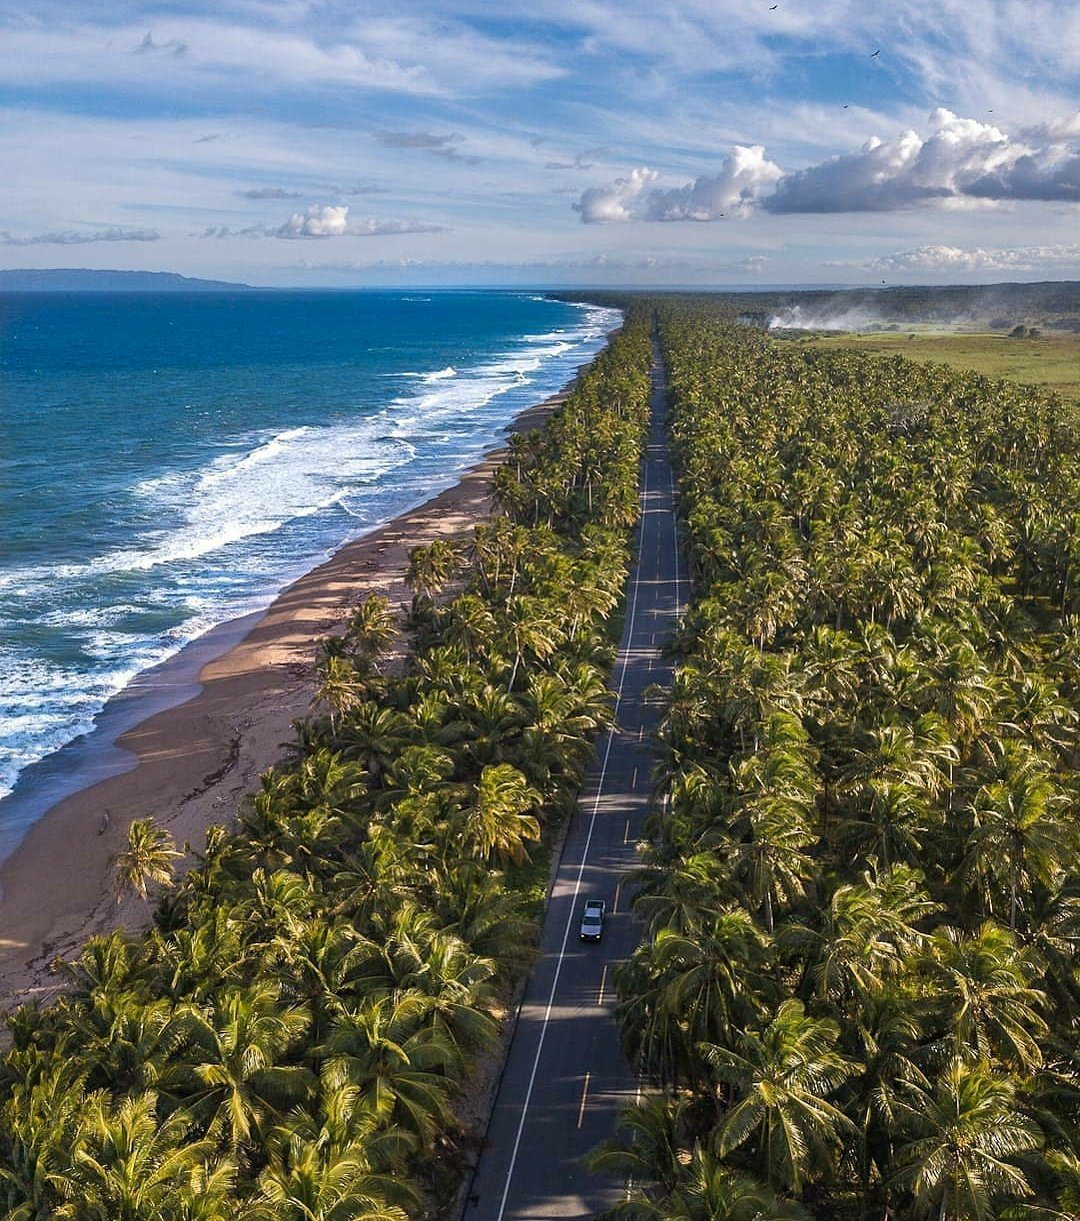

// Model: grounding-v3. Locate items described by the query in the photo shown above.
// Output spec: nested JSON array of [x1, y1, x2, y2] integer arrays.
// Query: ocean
[[0, 289, 620, 845]]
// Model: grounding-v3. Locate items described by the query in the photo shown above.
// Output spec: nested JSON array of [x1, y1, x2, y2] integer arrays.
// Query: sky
[[0, 0, 1077, 287]]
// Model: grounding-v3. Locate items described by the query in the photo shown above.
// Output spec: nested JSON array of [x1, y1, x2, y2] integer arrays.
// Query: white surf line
[[494, 442, 654, 1221]]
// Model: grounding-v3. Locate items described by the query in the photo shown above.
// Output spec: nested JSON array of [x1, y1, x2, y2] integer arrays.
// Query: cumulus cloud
[[766, 108, 1079, 212], [577, 110, 1080, 224], [0, 226, 160, 245], [644, 146, 784, 220], [573, 167, 659, 223], [575, 148, 782, 223], [1020, 112, 1080, 143], [867, 243, 1080, 272], [275, 204, 350, 237], [200, 205, 443, 240]]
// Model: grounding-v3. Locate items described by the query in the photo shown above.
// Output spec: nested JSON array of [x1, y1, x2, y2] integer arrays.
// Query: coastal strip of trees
[[0, 310, 652, 1219], [595, 302, 1080, 1221]]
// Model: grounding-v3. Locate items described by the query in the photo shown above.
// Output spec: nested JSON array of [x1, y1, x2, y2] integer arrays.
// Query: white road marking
[[598, 963, 609, 1006], [494, 452, 653, 1221]]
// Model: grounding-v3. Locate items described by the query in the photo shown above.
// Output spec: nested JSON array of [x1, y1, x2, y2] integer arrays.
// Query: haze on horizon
[[1, 0, 1077, 288]]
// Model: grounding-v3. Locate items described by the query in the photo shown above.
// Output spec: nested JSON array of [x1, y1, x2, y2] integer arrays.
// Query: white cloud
[[767, 108, 1079, 212], [574, 149, 782, 223], [573, 167, 659, 223], [579, 109, 1080, 224], [0, 13, 562, 99], [202, 205, 445, 239], [867, 242, 1080, 272], [0, 226, 160, 245], [1020, 111, 1080, 143], [275, 203, 351, 237], [644, 146, 784, 220]]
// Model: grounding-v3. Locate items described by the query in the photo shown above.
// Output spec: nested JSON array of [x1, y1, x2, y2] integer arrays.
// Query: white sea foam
[[0, 298, 623, 811]]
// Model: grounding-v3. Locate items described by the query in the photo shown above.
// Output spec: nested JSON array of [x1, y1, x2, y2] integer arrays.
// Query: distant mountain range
[[0, 269, 251, 292]]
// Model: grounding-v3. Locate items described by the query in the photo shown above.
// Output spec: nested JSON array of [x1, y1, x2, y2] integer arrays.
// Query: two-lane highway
[[465, 338, 681, 1220]]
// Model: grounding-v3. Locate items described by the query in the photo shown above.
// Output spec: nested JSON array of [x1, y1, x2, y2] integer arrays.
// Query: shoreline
[[0, 383, 576, 1013]]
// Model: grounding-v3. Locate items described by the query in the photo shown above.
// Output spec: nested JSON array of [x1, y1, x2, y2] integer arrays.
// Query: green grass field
[[793, 330, 1080, 404]]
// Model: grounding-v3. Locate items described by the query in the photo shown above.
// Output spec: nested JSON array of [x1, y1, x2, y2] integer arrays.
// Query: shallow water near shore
[[0, 289, 619, 851]]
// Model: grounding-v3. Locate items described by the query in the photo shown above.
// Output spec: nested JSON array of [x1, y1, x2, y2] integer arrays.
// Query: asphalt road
[[464, 337, 682, 1220]]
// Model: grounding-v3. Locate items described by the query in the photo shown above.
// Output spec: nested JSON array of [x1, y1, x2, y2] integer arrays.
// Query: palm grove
[[0, 315, 653, 1218], [595, 302, 1080, 1221]]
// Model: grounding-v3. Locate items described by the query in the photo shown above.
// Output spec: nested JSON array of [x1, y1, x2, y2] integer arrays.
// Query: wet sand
[[0, 390, 569, 1012]]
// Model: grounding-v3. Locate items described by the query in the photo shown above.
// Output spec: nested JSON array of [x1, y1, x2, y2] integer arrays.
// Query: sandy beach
[[0, 388, 570, 1014]]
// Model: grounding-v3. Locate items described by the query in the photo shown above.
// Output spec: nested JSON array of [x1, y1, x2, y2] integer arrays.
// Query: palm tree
[[643, 1148, 812, 1221], [620, 908, 768, 1089], [406, 538, 461, 599], [50, 1090, 221, 1221], [500, 595, 563, 690], [702, 999, 856, 1192], [318, 993, 456, 1152], [585, 1093, 691, 1201], [786, 862, 937, 1009], [252, 1134, 408, 1221], [454, 763, 541, 867], [890, 1057, 1041, 1220], [925, 922, 1049, 1073], [961, 741, 1072, 930], [312, 655, 364, 736], [344, 595, 396, 660], [183, 984, 314, 1156], [112, 817, 182, 912]]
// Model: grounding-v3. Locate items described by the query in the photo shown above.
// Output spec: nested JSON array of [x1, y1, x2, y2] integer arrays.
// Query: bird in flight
[[870, 48, 881, 57]]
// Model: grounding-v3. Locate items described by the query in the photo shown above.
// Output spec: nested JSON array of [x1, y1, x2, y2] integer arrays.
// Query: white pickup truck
[[579, 898, 606, 942]]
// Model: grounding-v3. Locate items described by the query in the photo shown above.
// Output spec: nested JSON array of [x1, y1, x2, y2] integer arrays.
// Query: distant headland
[[0, 268, 251, 292]]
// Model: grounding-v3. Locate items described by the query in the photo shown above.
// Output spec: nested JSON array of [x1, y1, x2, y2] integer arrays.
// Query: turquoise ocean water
[[0, 290, 619, 846]]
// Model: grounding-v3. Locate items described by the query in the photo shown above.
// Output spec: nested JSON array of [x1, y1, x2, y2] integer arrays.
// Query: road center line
[[493, 446, 655, 1221], [577, 1072, 592, 1129]]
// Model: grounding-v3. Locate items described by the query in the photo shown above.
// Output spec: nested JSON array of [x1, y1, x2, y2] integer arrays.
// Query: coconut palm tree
[[113, 817, 183, 912], [344, 595, 396, 660], [960, 741, 1072, 930], [925, 922, 1049, 1073], [702, 999, 856, 1192], [890, 1057, 1041, 1220], [454, 763, 541, 867], [49, 1090, 221, 1221], [318, 993, 456, 1152], [252, 1133, 408, 1221], [183, 984, 314, 1156]]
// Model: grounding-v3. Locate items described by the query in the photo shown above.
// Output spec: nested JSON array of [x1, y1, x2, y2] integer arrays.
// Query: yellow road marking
[[577, 1072, 592, 1129]]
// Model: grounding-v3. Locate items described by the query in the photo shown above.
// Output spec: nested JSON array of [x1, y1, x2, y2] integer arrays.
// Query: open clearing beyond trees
[[793, 330, 1080, 404]]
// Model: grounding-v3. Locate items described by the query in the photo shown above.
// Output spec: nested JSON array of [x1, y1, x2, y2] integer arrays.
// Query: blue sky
[[1, 0, 1077, 285]]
